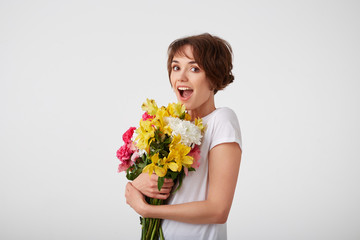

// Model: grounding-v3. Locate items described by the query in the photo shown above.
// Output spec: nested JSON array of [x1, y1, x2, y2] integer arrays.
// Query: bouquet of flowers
[[116, 99, 204, 240]]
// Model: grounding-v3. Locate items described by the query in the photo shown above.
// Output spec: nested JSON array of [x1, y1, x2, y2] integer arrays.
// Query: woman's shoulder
[[205, 107, 242, 150], [211, 107, 239, 121], [203, 107, 240, 129]]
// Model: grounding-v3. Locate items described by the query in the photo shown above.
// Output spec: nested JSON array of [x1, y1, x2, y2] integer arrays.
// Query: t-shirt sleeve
[[209, 108, 242, 151]]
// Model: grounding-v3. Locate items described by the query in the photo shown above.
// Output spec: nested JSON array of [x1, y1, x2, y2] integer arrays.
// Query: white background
[[1, 0, 359, 239]]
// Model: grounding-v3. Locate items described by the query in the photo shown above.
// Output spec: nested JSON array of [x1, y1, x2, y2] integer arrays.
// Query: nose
[[177, 69, 188, 82]]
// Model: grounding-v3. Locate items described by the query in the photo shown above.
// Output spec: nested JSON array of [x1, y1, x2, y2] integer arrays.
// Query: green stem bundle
[[141, 198, 164, 240]]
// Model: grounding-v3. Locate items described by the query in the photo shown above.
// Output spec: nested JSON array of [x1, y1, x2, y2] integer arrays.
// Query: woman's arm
[[125, 142, 242, 224]]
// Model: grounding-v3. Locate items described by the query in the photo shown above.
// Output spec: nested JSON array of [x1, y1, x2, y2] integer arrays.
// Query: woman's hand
[[132, 173, 174, 200], [125, 182, 147, 216]]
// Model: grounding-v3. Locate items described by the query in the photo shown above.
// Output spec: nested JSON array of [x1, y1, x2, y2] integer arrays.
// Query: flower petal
[[142, 164, 153, 176], [155, 166, 166, 177], [169, 162, 178, 172]]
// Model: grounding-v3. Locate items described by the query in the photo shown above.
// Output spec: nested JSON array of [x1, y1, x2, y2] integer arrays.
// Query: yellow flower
[[195, 117, 205, 133], [135, 119, 154, 152], [152, 107, 171, 136], [164, 149, 180, 172], [141, 99, 158, 115], [184, 113, 192, 121], [170, 134, 181, 146], [168, 135, 193, 172], [167, 102, 186, 118], [142, 153, 167, 177]]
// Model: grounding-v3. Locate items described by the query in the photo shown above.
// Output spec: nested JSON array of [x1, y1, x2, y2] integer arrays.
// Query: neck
[[188, 96, 216, 120]]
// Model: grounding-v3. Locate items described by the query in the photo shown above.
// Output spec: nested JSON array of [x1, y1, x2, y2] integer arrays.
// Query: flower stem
[[141, 217, 146, 240], [141, 198, 165, 240], [146, 218, 154, 239], [159, 225, 164, 240], [150, 218, 159, 239]]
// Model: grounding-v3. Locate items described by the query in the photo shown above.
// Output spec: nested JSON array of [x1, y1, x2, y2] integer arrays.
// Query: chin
[[184, 103, 195, 111], [176, 97, 187, 106], [181, 102, 189, 108]]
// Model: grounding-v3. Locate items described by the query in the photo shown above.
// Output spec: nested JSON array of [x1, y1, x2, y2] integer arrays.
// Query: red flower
[[122, 127, 136, 143], [116, 144, 133, 162], [142, 112, 155, 121]]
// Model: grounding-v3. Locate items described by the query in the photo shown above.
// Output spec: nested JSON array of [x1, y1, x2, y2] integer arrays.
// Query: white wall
[[1, 0, 359, 239]]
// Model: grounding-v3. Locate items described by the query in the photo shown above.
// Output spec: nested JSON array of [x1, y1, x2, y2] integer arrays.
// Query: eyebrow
[[171, 60, 197, 64]]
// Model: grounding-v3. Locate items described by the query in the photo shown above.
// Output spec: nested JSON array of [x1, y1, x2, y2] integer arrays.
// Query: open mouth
[[178, 87, 193, 99]]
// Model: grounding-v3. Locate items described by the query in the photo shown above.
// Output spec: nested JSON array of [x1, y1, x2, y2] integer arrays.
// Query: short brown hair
[[167, 33, 234, 94]]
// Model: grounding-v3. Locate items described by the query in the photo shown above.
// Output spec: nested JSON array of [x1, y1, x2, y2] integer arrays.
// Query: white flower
[[165, 117, 202, 146], [138, 149, 147, 157]]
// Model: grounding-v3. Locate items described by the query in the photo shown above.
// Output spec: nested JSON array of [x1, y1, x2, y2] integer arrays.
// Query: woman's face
[[170, 45, 214, 117]]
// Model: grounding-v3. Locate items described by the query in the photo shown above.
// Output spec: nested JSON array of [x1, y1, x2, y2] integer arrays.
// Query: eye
[[172, 65, 180, 71], [190, 66, 200, 72]]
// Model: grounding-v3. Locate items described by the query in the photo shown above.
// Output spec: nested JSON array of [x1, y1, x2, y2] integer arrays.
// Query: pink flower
[[189, 145, 201, 169], [116, 144, 133, 162], [118, 161, 132, 172], [142, 112, 154, 121], [117, 144, 137, 172], [131, 151, 140, 162], [116, 134, 140, 173], [128, 141, 137, 152], [122, 127, 136, 143], [184, 167, 189, 176]]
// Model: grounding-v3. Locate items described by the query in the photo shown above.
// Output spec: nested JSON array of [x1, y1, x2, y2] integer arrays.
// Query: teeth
[[178, 87, 192, 91]]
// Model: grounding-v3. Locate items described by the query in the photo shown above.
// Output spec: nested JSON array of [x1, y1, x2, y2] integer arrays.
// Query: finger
[[149, 181, 158, 188], [159, 189, 171, 194], [149, 188, 168, 196], [126, 182, 136, 192], [153, 193, 170, 200], [150, 184, 172, 193], [161, 182, 174, 188], [125, 184, 129, 199], [150, 174, 174, 183], [158, 186, 172, 193], [150, 173, 159, 181], [147, 191, 161, 199], [149, 181, 173, 191], [164, 178, 173, 183]]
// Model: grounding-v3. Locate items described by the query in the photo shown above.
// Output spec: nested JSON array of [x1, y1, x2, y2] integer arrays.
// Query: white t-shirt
[[162, 107, 242, 240]]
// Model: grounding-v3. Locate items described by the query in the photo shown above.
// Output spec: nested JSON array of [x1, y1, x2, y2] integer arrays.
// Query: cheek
[[169, 73, 176, 88], [197, 79, 213, 97], [199, 88, 212, 100], [204, 77, 212, 90], [196, 76, 212, 90]]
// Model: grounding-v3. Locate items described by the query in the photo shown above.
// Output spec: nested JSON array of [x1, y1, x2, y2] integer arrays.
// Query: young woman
[[125, 33, 242, 240]]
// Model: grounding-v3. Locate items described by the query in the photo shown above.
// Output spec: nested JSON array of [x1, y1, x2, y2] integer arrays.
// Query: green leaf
[[159, 150, 168, 158], [157, 177, 165, 191], [155, 130, 160, 142], [126, 168, 131, 180], [126, 166, 143, 181], [172, 172, 184, 193], [171, 172, 178, 180], [180, 112, 185, 119], [163, 135, 171, 144]]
